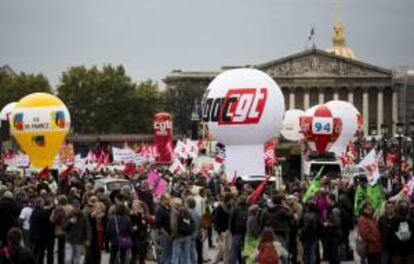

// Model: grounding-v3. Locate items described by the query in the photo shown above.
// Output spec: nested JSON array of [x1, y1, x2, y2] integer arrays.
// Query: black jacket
[[0, 198, 20, 245], [214, 204, 231, 234], [229, 205, 248, 235], [260, 204, 293, 236], [155, 205, 171, 235], [29, 207, 51, 240], [106, 214, 132, 245], [64, 211, 91, 245]]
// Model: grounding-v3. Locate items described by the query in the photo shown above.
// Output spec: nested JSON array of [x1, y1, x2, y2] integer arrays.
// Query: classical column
[[333, 87, 339, 101], [289, 88, 295, 110], [377, 87, 383, 136], [318, 88, 324, 104], [392, 87, 399, 134], [348, 88, 354, 104], [363, 87, 369, 136], [304, 89, 310, 109]]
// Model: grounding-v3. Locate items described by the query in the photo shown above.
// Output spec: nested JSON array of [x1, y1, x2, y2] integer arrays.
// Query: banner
[[264, 139, 276, 167], [174, 140, 187, 159], [154, 113, 173, 163], [59, 143, 75, 164], [147, 170, 168, 197], [112, 147, 135, 163], [357, 149, 381, 185]]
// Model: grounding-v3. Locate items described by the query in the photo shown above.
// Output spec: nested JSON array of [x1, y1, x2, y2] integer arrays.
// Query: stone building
[[164, 19, 414, 137]]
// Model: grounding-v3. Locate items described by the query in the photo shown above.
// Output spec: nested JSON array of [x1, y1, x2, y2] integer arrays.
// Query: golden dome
[[326, 0, 357, 60]]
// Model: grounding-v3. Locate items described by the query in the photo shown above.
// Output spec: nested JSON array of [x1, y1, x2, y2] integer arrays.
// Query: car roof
[[95, 177, 129, 183]]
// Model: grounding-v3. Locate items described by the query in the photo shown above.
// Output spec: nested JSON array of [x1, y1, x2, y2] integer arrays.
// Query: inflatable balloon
[[153, 112, 173, 163], [300, 104, 342, 154], [325, 100, 362, 156], [10, 93, 71, 168], [0, 102, 17, 121], [280, 109, 305, 141], [202, 68, 285, 179]]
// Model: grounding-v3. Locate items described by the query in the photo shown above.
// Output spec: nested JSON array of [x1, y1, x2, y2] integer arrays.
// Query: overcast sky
[[1, 0, 413, 87]]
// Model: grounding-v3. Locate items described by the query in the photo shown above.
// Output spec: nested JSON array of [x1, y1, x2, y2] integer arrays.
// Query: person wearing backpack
[[357, 202, 383, 264], [106, 204, 132, 264], [255, 227, 288, 264], [170, 197, 195, 264], [229, 195, 248, 264], [301, 201, 322, 264], [387, 200, 414, 263]]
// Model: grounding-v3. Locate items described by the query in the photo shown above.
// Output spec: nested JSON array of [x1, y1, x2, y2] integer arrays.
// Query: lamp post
[[396, 122, 405, 181], [190, 101, 200, 140], [410, 121, 414, 171], [370, 128, 377, 151]]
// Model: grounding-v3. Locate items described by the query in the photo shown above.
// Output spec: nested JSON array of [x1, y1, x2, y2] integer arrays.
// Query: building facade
[[164, 48, 403, 136]]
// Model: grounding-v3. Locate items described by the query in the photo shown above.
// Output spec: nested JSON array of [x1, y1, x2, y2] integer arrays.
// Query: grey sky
[[0, 0, 413, 87]]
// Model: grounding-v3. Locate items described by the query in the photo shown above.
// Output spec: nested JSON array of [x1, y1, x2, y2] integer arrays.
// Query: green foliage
[[57, 65, 139, 134], [134, 79, 162, 133], [0, 71, 51, 109], [162, 81, 205, 134]]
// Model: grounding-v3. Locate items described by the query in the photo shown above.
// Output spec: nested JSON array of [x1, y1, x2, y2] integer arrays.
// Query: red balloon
[[154, 112, 173, 163], [300, 105, 342, 154]]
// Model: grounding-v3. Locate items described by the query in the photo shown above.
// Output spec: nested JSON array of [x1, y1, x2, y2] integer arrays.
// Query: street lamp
[[381, 124, 389, 138], [396, 122, 405, 181], [410, 121, 414, 167], [370, 127, 377, 151], [190, 101, 200, 140]]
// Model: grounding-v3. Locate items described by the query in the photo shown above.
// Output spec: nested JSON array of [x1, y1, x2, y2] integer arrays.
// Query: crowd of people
[[0, 164, 413, 264]]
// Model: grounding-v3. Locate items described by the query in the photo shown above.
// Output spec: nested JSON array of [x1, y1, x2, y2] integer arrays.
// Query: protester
[[229, 195, 248, 264], [86, 201, 107, 264], [0, 228, 35, 264], [255, 227, 288, 264], [106, 203, 132, 264], [130, 199, 150, 264], [170, 197, 195, 264], [357, 202, 383, 264], [64, 207, 91, 264], [2, 141, 414, 264], [387, 200, 414, 263]]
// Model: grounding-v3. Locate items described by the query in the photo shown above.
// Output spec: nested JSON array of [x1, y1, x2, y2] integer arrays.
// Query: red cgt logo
[[218, 88, 267, 125]]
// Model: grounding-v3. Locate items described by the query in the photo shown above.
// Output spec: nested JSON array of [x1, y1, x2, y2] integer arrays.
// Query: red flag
[[264, 140, 276, 167], [37, 167, 49, 179], [60, 165, 74, 178], [103, 152, 110, 166], [231, 170, 237, 186], [123, 163, 136, 176], [247, 175, 271, 204]]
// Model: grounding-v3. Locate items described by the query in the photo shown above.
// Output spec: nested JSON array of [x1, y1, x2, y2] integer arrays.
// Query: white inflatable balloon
[[202, 68, 285, 179], [0, 102, 17, 121], [326, 100, 361, 157], [281, 109, 304, 141]]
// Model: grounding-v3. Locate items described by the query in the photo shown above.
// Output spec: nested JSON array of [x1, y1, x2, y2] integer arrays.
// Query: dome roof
[[326, 45, 356, 60], [326, 21, 357, 60]]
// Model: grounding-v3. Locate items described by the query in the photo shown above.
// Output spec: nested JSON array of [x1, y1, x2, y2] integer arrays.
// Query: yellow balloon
[[10, 93, 71, 169]]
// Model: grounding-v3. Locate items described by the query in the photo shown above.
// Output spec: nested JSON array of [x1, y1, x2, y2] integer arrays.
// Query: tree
[[0, 71, 51, 110], [57, 65, 138, 134], [162, 81, 205, 135], [133, 79, 162, 133]]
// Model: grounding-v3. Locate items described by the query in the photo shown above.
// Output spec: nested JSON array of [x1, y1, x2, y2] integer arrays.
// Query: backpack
[[355, 231, 367, 257], [231, 208, 248, 234], [52, 206, 65, 225], [256, 242, 279, 264], [177, 209, 195, 236], [396, 221, 412, 241], [301, 211, 319, 239]]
